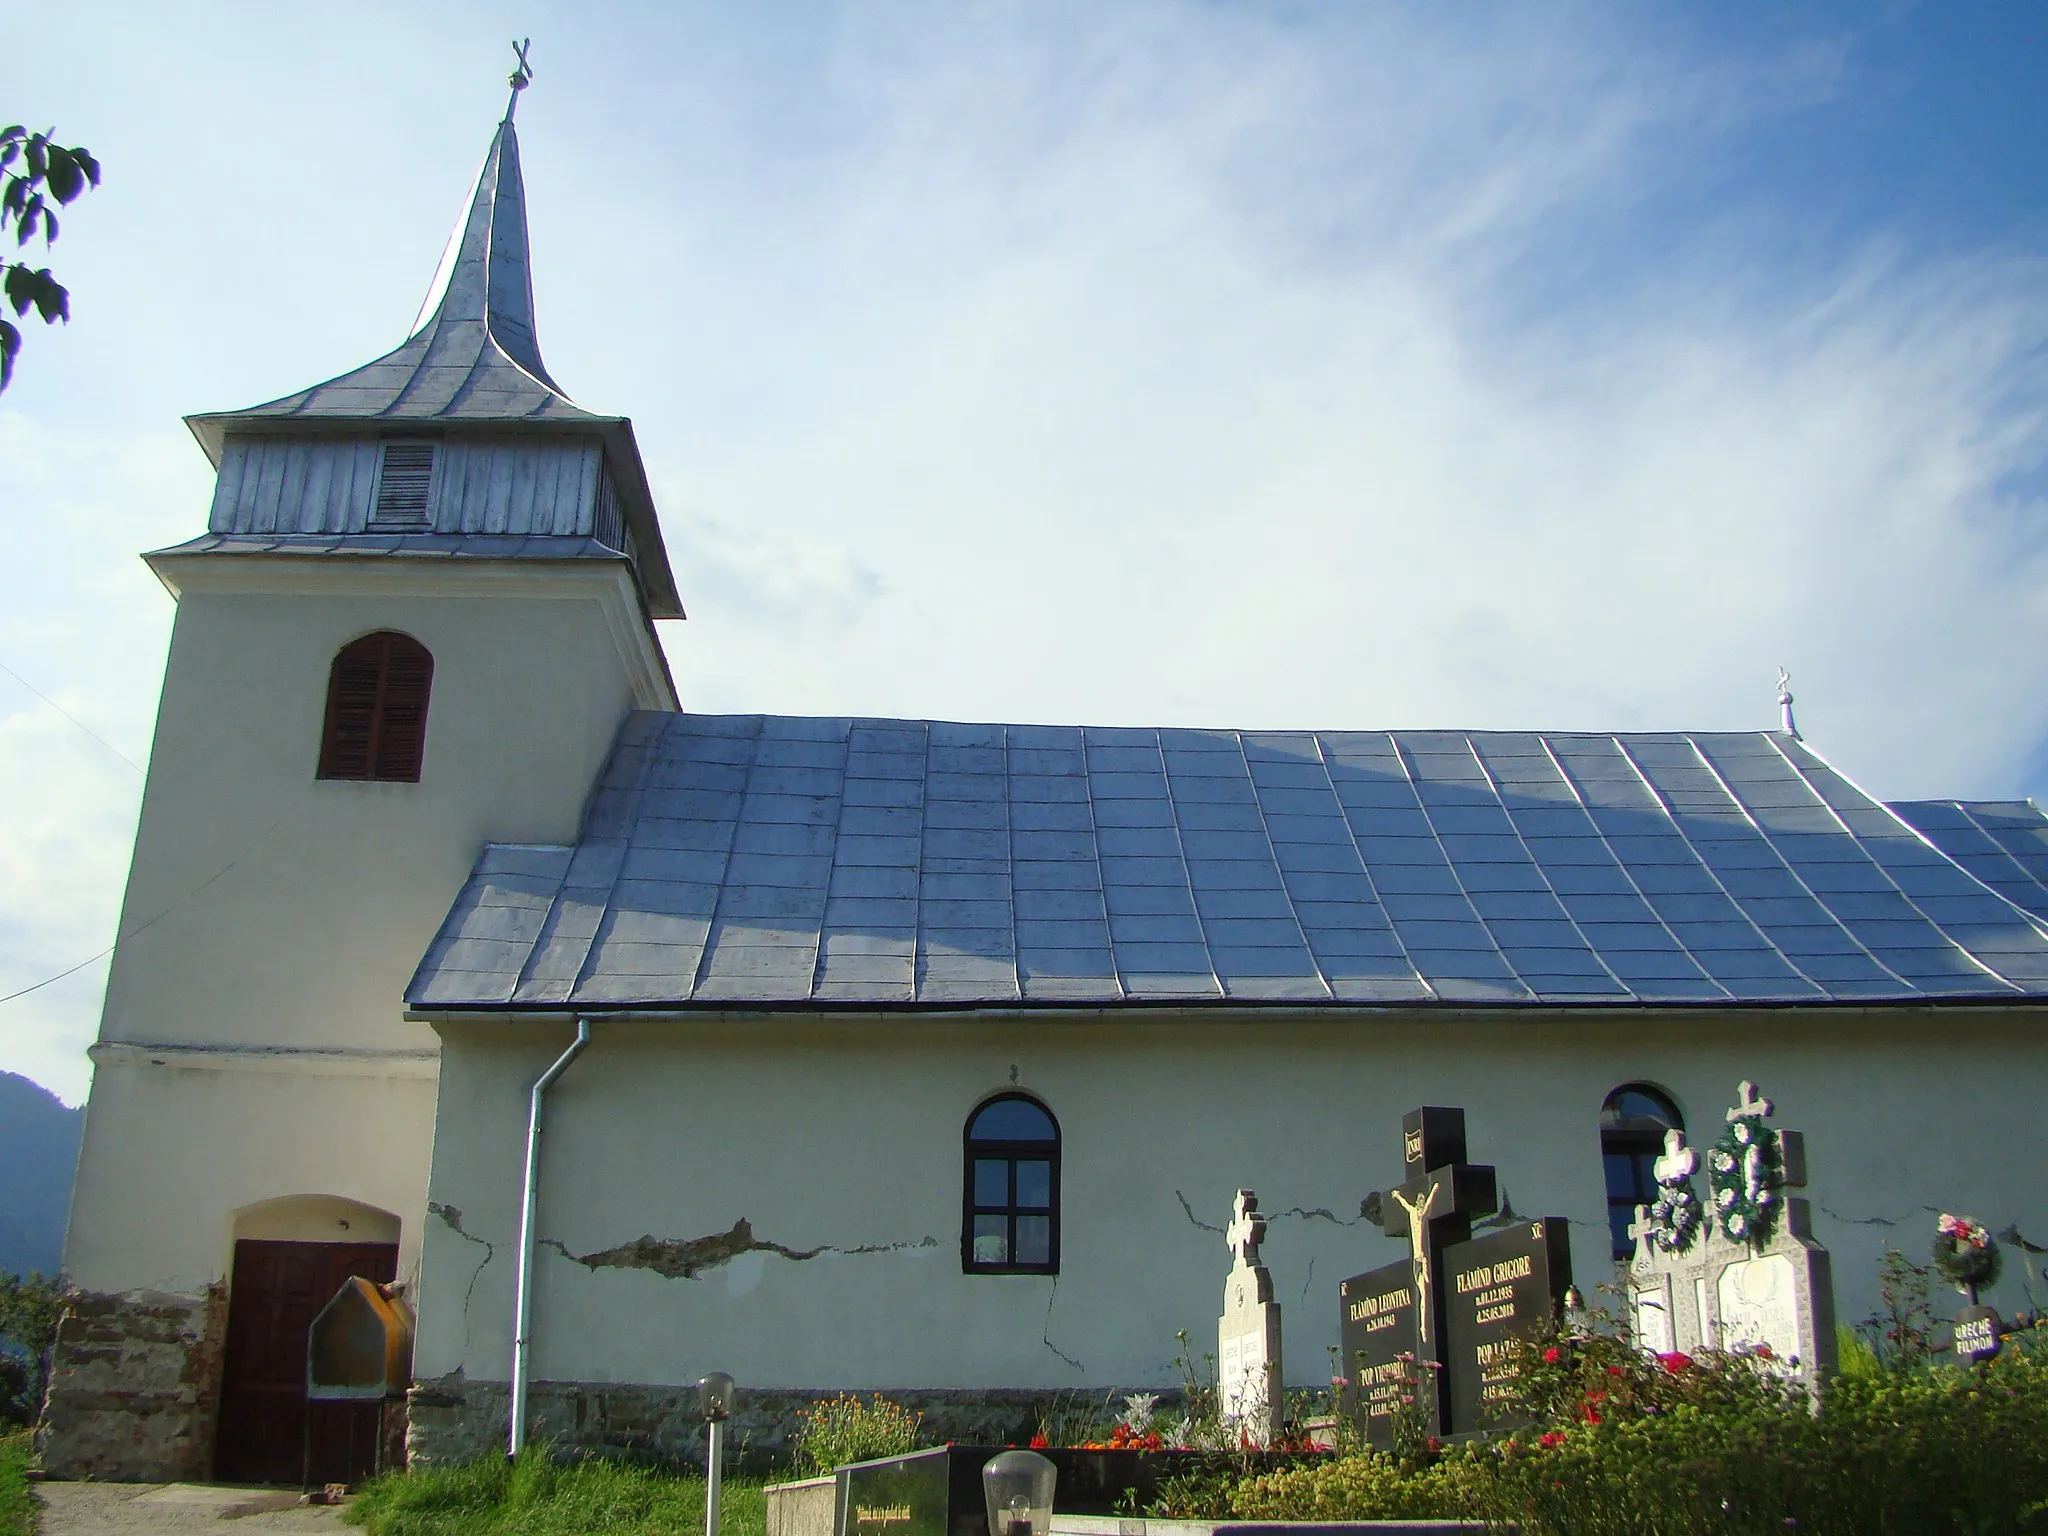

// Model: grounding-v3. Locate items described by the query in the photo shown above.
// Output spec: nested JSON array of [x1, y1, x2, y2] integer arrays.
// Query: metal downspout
[[509, 1016, 591, 1459]]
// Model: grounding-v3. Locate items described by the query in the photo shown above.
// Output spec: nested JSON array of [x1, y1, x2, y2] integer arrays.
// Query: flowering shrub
[[1210, 1325, 2048, 1533], [789, 1394, 926, 1477]]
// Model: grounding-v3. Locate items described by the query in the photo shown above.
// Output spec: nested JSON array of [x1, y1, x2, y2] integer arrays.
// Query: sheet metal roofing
[[409, 713, 2048, 1012], [150, 532, 633, 563], [1891, 801, 2048, 921]]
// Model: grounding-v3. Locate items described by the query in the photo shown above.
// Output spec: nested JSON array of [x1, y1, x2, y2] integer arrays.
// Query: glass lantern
[[698, 1371, 735, 1423], [981, 1449, 1056, 1536]]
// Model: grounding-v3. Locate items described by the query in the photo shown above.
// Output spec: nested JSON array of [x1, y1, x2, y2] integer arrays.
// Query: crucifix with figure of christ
[[1338, 1106, 1498, 1444]]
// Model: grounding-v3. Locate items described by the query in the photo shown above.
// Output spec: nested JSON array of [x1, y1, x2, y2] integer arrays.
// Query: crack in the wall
[[1299, 1255, 1315, 1303], [1176, 1190, 1369, 1235], [429, 1202, 495, 1355], [542, 1219, 937, 1280], [1042, 1276, 1085, 1372]]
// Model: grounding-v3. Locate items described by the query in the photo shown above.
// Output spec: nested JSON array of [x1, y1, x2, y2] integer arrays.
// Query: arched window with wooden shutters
[[316, 632, 434, 782]]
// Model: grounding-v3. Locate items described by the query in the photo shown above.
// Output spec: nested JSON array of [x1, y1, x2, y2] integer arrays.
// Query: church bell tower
[[46, 63, 679, 1483]]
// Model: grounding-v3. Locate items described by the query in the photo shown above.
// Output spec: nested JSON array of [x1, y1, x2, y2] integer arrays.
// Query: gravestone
[[1627, 1081, 1836, 1389], [1443, 1218, 1573, 1435], [1339, 1107, 1499, 1444], [1338, 1257, 1421, 1447], [1217, 1190, 1284, 1447]]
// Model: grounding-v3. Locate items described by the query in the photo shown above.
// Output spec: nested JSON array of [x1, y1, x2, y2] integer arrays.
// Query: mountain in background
[[0, 1071, 81, 1277]]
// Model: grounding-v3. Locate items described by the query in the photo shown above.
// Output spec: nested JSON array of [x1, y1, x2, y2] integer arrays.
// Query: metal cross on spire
[[505, 38, 534, 122], [1776, 668, 1801, 739]]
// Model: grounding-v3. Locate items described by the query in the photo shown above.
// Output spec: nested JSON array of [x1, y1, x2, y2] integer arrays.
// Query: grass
[[345, 1452, 768, 1536], [0, 1431, 34, 1536]]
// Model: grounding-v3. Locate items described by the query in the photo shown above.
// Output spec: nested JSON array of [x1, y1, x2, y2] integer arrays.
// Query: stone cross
[[1728, 1081, 1772, 1123], [1655, 1128, 1697, 1187], [1218, 1188, 1283, 1446], [1227, 1190, 1267, 1270]]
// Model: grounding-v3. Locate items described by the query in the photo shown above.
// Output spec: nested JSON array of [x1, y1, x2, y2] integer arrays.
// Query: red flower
[[1029, 1433, 1049, 1449], [1657, 1352, 1694, 1374], [1753, 1344, 1775, 1361], [1542, 1346, 1563, 1364], [1538, 1431, 1567, 1448], [1605, 1365, 1623, 1377], [1426, 1436, 1441, 1453]]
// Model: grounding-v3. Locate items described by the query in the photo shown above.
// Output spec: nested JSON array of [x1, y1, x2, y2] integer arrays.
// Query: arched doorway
[[215, 1196, 402, 1484]]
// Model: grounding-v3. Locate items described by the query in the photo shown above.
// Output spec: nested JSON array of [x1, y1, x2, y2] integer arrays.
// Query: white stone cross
[[1227, 1190, 1267, 1270], [1727, 1081, 1773, 1123], [1655, 1128, 1697, 1185]]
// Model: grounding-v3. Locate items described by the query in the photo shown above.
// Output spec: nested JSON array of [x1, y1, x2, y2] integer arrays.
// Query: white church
[[42, 75, 2048, 1483]]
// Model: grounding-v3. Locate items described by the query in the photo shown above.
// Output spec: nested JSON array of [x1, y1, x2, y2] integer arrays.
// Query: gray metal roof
[[150, 532, 633, 563], [408, 714, 2048, 1012], [1891, 800, 2048, 921], [190, 114, 591, 436], [178, 107, 685, 621]]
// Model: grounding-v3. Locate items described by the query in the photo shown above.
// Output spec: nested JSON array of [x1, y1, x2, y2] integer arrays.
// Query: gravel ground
[[33, 1482, 355, 1536]]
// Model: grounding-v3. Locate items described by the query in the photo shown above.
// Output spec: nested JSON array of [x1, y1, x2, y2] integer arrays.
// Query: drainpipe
[[509, 1016, 591, 1459]]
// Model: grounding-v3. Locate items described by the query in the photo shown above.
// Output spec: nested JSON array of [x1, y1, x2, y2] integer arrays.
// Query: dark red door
[[215, 1239, 398, 1484]]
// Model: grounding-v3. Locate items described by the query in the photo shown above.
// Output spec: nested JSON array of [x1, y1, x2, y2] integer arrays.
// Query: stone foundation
[[409, 1372, 1183, 1470], [38, 1286, 228, 1482]]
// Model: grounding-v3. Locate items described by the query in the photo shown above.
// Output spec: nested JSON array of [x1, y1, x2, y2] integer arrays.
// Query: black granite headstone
[[1442, 1217, 1572, 1435], [1338, 1256, 1424, 1450], [1954, 1305, 2002, 1363]]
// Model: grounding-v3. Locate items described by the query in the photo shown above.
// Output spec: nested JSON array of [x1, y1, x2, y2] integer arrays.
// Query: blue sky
[[3, 2, 2048, 1102]]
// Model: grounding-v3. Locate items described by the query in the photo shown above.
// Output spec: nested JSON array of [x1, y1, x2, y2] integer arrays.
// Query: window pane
[[972, 1216, 1009, 1264], [1016, 1216, 1051, 1266], [1607, 1203, 1635, 1261], [1015, 1160, 1052, 1210], [1601, 1151, 1637, 1195], [975, 1159, 1010, 1207], [969, 1097, 1056, 1143]]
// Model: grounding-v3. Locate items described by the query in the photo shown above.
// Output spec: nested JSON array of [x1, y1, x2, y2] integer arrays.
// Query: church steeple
[[179, 53, 683, 620]]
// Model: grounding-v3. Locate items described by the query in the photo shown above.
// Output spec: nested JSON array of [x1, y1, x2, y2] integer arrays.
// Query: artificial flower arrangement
[[1932, 1212, 2001, 1292]]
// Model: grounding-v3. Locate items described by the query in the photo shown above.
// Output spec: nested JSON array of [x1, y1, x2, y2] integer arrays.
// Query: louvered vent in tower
[[370, 442, 436, 528]]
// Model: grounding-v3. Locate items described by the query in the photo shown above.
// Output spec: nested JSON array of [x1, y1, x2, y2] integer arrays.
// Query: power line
[[0, 817, 283, 1008], [0, 656, 146, 775]]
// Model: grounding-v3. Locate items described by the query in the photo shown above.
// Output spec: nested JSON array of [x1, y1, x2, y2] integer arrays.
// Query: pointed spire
[[404, 104, 556, 390]]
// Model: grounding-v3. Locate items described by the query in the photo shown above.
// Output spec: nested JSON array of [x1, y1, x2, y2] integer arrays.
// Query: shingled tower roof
[[179, 66, 683, 618]]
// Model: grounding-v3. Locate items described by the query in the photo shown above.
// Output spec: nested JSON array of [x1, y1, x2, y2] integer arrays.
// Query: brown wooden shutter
[[317, 633, 434, 782]]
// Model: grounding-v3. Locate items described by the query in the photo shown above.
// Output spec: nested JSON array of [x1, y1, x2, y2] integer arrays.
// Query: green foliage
[[1835, 1321, 1885, 1384], [789, 1394, 925, 1478], [0, 124, 100, 391], [1863, 1246, 1938, 1366], [1209, 1325, 2048, 1534], [0, 1273, 63, 1426], [0, 1431, 31, 1536], [345, 1450, 768, 1536]]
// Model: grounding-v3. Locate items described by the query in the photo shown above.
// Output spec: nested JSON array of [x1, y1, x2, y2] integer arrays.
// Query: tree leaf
[[73, 147, 100, 187], [24, 135, 44, 178], [45, 151, 80, 204], [0, 316, 18, 391], [16, 201, 36, 244]]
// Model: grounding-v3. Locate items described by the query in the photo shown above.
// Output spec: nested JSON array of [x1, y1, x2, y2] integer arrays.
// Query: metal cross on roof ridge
[[1227, 1189, 1266, 1270]]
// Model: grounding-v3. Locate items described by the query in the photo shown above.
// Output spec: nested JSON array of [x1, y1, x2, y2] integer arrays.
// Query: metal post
[[704, 1418, 726, 1536]]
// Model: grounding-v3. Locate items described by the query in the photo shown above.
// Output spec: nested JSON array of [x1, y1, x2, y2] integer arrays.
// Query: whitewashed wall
[[417, 1010, 2048, 1394], [65, 556, 672, 1297]]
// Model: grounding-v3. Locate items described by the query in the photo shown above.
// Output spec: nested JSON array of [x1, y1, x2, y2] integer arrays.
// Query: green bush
[[1216, 1330, 2048, 1534], [0, 1274, 62, 1427], [789, 1394, 926, 1478]]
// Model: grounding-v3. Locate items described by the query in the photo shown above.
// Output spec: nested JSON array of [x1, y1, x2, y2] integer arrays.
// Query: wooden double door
[[215, 1239, 399, 1485]]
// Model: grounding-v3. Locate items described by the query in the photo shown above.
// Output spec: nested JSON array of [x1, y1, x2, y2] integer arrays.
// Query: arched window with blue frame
[[1600, 1083, 1682, 1262], [963, 1094, 1060, 1275]]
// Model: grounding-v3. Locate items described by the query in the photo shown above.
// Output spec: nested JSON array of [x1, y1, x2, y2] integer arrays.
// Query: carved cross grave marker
[[1218, 1190, 1283, 1447], [1338, 1107, 1498, 1445]]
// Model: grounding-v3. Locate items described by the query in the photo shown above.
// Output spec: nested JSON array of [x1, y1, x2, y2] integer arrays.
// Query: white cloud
[[5, 3, 2048, 1099]]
